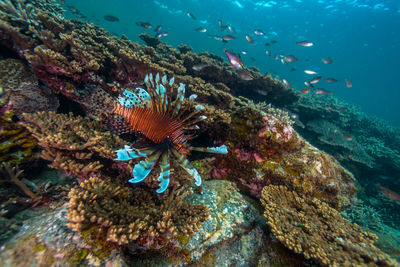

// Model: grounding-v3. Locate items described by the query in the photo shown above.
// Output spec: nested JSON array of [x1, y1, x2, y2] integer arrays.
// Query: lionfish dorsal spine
[[171, 83, 185, 117]]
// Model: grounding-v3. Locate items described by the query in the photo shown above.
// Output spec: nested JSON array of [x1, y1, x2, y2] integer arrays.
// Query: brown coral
[[67, 176, 209, 249], [0, 58, 58, 116], [260, 185, 396, 266], [213, 105, 356, 209], [20, 111, 129, 180], [0, 98, 37, 165]]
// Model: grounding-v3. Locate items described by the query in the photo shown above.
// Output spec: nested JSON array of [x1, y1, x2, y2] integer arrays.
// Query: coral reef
[[213, 105, 356, 209], [0, 58, 58, 116], [67, 176, 209, 250], [0, 180, 303, 266], [0, 95, 37, 165], [306, 119, 375, 169], [20, 111, 128, 181], [0, 162, 36, 198], [291, 94, 400, 181], [260, 185, 396, 266]]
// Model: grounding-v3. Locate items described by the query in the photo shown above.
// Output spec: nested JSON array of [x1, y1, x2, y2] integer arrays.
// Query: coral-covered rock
[[214, 106, 357, 209], [20, 112, 129, 181], [260, 185, 396, 266], [0, 58, 58, 116], [0, 180, 289, 267], [0, 98, 37, 165], [67, 176, 209, 250]]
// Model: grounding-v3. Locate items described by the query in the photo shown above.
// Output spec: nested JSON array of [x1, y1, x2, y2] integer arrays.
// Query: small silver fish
[[186, 12, 196, 20], [155, 32, 168, 39], [192, 63, 209, 71], [282, 79, 290, 87], [345, 78, 353, 88], [284, 55, 298, 62], [342, 132, 353, 141], [324, 78, 338, 83], [313, 88, 332, 95], [211, 35, 223, 41], [273, 54, 279, 60], [154, 25, 162, 32], [304, 70, 319, 75], [218, 19, 227, 31], [321, 57, 333, 64], [136, 21, 152, 29], [222, 35, 236, 42], [254, 29, 265, 35], [237, 69, 253, 80], [245, 35, 255, 44], [310, 76, 322, 84], [195, 27, 207, 33], [265, 50, 271, 56], [296, 40, 313, 47], [227, 25, 235, 33]]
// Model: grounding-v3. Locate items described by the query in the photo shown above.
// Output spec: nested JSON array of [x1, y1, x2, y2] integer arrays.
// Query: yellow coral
[[67, 176, 209, 247], [260, 185, 396, 266]]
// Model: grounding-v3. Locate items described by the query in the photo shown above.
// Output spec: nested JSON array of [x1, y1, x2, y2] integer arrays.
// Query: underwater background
[[0, 0, 400, 266], [69, 0, 400, 127]]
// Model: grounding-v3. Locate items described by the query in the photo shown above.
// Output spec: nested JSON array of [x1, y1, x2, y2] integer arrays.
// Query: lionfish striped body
[[114, 73, 227, 193]]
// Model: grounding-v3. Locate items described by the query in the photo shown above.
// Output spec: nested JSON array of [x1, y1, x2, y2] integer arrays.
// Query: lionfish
[[113, 73, 228, 193]]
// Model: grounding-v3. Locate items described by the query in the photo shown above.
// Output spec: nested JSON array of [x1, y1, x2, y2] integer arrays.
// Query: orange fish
[[300, 88, 311, 94], [377, 185, 400, 202]]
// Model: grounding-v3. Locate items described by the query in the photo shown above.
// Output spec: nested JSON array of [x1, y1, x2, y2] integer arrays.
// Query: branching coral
[[0, 95, 37, 165], [306, 119, 375, 169], [20, 111, 129, 180], [260, 185, 396, 266], [67, 176, 209, 249], [0, 162, 36, 198]]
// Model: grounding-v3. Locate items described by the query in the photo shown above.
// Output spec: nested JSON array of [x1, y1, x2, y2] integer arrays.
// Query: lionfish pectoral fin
[[129, 151, 161, 183], [190, 145, 228, 154], [115, 145, 146, 161], [156, 153, 170, 193], [172, 149, 202, 186]]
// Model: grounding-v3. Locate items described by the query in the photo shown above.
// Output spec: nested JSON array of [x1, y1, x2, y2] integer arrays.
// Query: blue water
[[64, 0, 400, 127]]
